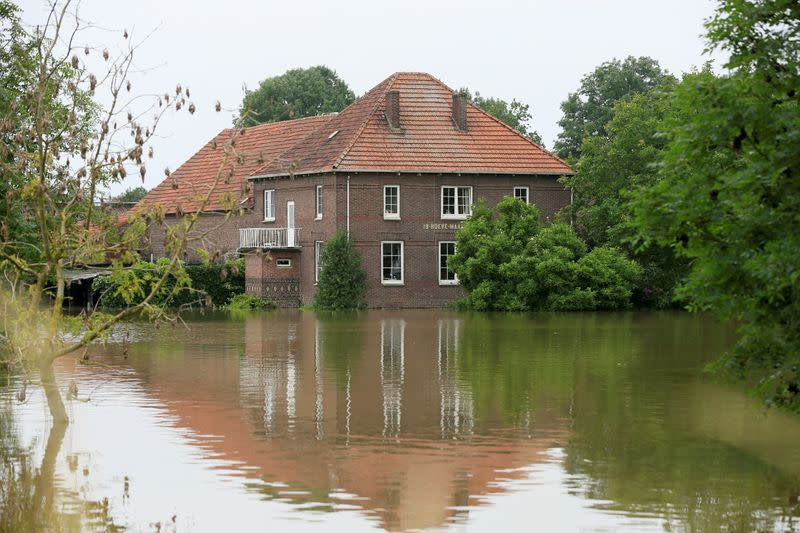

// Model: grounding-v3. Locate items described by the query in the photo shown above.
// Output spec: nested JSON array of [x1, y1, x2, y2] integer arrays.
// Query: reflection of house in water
[[123, 312, 568, 532], [438, 319, 474, 438], [380, 320, 405, 437]]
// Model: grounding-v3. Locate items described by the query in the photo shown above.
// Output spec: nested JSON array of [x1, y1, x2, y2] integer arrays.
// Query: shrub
[[313, 230, 367, 310], [92, 258, 245, 309], [225, 293, 275, 311], [451, 198, 642, 311]]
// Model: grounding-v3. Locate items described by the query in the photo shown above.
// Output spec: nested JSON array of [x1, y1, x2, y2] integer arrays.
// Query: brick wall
[[144, 209, 261, 262], [245, 250, 302, 307], [249, 172, 571, 308]]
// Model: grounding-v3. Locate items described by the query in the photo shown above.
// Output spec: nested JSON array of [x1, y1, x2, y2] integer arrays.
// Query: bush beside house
[[92, 259, 245, 309], [313, 230, 367, 310], [450, 198, 641, 311]]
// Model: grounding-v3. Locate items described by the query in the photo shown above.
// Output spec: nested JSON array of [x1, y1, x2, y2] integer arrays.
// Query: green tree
[[563, 76, 690, 307], [451, 197, 641, 311], [459, 88, 543, 144], [554, 56, 669, 161], [0, 0, 243, 427], [631, 1, 800, 409], [236, 66, 355, 127], [313, 230, 367, 310], [113, 186, 148, 203]]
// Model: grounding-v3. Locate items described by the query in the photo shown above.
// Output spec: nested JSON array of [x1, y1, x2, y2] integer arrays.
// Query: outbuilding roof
[[130, 72, 572, 216]]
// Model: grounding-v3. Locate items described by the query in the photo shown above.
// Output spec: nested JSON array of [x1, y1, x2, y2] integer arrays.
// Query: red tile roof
[[130, 73, 572, 216], [252, 72, 573, 178], [131, 114, 333, 215]]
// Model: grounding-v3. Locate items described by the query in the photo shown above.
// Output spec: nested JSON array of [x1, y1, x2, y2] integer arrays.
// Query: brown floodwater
[[1, 310, 799, 532]]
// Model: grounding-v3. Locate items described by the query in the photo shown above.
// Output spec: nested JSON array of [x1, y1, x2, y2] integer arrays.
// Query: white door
[[287, 201, 295, 247]]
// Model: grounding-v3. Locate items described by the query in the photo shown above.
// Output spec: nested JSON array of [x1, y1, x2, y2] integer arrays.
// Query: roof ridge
[[332, 72, 400, 169], [241, 113, 335, 133]]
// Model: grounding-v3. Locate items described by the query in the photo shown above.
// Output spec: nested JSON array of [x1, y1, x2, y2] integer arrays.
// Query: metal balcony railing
[[239, 228, 300, 249]]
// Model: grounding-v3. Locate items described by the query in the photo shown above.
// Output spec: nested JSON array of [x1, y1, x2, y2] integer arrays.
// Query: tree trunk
[[39, 358, 68, 424]]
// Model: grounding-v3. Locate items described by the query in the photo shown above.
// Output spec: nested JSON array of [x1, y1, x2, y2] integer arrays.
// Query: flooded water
[[1, 310, 799, 532]]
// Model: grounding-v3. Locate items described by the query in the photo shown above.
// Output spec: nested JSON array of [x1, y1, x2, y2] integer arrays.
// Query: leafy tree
[[314, 230, 367, 310], [554, 56, 669, 161], [451, 197, 641, 311], [236, 66, 355, 127], [563, 76, 690, 307], [459, 88, 542, 144], [631, 1, 800, 409], [0, 1, 244, 428], [113, 186, 148, 203]]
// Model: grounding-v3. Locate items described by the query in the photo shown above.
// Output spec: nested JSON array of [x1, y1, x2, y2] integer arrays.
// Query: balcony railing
[[239, 228, 300, 249]]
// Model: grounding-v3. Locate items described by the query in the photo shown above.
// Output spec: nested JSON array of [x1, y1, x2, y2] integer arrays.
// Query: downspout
[[346, 175, 351, 238]]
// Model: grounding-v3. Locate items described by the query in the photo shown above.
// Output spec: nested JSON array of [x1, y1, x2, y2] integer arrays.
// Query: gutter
[[248, 168, 576, 181]]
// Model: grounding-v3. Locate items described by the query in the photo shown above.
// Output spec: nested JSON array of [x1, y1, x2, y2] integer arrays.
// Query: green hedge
[[92, 258, 245, 308]]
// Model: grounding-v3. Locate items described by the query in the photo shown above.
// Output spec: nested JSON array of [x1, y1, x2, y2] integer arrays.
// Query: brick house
[[132, 72, 574, 308]]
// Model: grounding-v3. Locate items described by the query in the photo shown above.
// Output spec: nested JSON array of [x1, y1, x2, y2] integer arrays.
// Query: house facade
[[131, 72, 573, 308]]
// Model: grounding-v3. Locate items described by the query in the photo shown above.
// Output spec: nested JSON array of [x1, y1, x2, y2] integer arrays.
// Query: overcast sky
[[19, 0, 720, 195]]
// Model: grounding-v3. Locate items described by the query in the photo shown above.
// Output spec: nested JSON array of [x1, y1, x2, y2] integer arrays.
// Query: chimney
[[385, 90, 400, 130], [452, 94, 468, 132]]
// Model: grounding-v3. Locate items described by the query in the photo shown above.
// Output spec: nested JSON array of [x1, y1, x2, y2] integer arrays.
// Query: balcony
[[239, 228, 300, 249]]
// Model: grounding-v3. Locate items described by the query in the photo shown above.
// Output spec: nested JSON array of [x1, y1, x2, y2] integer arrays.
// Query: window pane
[[264, 190, 275, 219], [442, 187, 455, 215], [316, 186, 323, 217], [439, 242, 457, 282], [315, 241, 324, 282], [382, 242, 402, 281], [385, 186, 398, 215], [457, 187, 471, 215]]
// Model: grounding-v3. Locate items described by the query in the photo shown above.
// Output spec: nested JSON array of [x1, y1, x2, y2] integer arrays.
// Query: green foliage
[[313, 230, 367, 310], [225, 293, 275, 311], [459, 88, 542, 144], [93, 259, 245, 309], [236, 66, 355, 127], [113, 186, 148, 203], [631, 0, 800, 409], [451, 197, 641, 311], [554, 56, 669, 161], [562, 76, 691, 308]]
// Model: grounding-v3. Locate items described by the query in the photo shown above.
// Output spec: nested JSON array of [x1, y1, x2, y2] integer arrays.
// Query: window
[[439, 241, 458, 285], [263, 189, 275, 221], [441, 186, 472, 219], [315, 241, 324, 283], [513, 186, 529, 204], [315, 185, 323, 220], [381, 241, 404, 285], [384, 185, 400, 219], [276, 258, 292, 268]]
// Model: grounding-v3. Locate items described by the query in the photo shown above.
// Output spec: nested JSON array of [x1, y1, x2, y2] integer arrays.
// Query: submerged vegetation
[[313, 230, 367, 311], [451, 198, 641, 311], [92, 259, 246, 309]]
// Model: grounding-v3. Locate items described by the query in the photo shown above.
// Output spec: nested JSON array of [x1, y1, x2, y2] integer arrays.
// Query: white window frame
[[441, 186, 472, 220], [276, 258, 292, 268], [383, 184, 400, 220], [263, 189, 275, 222], [315, 185, 323, 220], [315, 241, 324, 284], [513, 186, 529, 204], [381, 241, 404, 286], [438, 241, 458, 286]]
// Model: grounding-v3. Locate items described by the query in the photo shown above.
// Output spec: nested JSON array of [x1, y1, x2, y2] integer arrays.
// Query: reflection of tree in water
[[560, 312, 800, 531], [0, 397, 122, 532]]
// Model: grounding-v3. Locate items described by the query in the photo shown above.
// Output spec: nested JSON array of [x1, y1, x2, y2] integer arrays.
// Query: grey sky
[[19, 0, 719, 195]]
